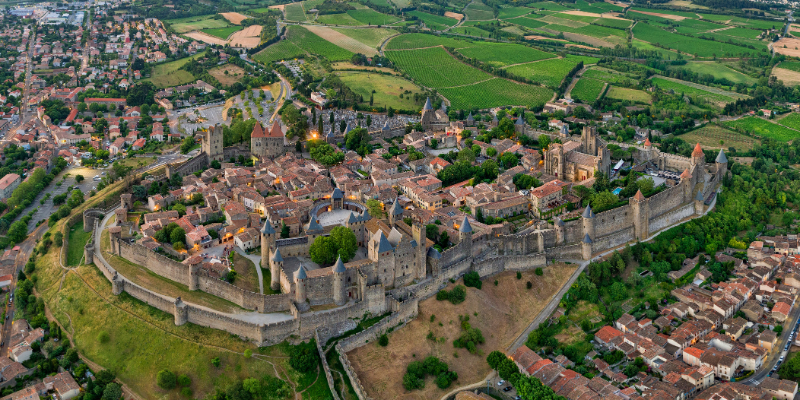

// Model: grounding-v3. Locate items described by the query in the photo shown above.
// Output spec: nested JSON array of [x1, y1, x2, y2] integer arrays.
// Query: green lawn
[[66, 223, 93, 266], [202, 26, 243, 40], [167, 15, 231, 34], [674, 62, 757, 85], [143, 52, 207, 88]]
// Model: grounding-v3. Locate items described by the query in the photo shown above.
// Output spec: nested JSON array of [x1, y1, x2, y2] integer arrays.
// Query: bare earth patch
[[566, 43, 600, 50], [347, 264, 578, 400], [772, 38, 800, 57], [304, 25, 378, 56], [209, 64, 247, 86], [184, 31, 228, 46], [629, 9, 686, 21], [524, 35, 567, 42], [229, 25, 263, 48], [269, 4, 286, 10], [444, 11, 464, 21], [220, 12, 249, 24], [773, 67, 800, 86]]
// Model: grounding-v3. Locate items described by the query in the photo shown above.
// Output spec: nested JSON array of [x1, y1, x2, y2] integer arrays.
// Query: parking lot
[[26, 166, 104, 231]]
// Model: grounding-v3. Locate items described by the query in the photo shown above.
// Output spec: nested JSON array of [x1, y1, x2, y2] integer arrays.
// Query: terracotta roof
[[644, 138, 651, 146], [595, 326, 623, 343], [267, 120, 283, 138], [251, 122, 266, 138], [691, 143, 703, 158], [680, 169, 691, 180]]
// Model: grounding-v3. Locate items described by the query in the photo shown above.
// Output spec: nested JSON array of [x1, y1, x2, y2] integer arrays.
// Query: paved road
[[744, 299, 800, 385], [26, 166, 104, 232]]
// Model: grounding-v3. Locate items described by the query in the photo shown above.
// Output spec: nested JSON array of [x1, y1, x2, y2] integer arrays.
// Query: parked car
[[497, 380, 505, 386], [503, 387, 512, 392]]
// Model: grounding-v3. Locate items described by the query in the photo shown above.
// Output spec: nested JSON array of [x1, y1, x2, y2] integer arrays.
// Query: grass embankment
[[231, 252, 262, 293], [66, 222, 92, 266], [34, 178, 333, 399]]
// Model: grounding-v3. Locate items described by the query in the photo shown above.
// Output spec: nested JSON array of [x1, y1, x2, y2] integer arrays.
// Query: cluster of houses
[[500, 235, 800, 400]]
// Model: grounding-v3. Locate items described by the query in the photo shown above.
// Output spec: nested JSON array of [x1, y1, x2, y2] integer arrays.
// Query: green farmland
[[167, 14, 231, 34], [570, 77, 605, 103], [202, 26, 243, 40], [505, 57, 593, 88], [651, 77, 745, 105], [438, 78, 553, 109], [385, 33, 468, 50], [455, 42, 555, 67], [386, 47, 492, 88], [724, 117, 800, 142], [633, 22, 763, 58]]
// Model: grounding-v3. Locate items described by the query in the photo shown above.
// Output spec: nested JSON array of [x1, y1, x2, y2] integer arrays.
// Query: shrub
[[157, 370, 177, 390], [97, 331, 110, 343], [289, 340, 319, 373], [244, 349, 252, 358], [494, 280, 498, 286], [448, 285, 466, 304], [463, 271, 482, 289], [516, 271, 522, 279], [180, 388, 193, 397], [436, 290, 449, 301], [178, 375, 191, 387], [379, 334, 389, 347], [526, 281, 532, 289], [211, 357, 221, 367], [535, 267, 543, 276]]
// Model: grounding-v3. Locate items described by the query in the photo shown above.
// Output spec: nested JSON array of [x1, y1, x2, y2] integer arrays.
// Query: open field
[[439, 78, 553, 109], [606, 86, 652, 103], [444, 11, 465, 21], [583, 67, 636, 85], [464, 1, 495, 20], [331, 62, 396, 73], [528, 1, 574, 11], [209, 64, 247, 86], [724, 116, 800, 142], [451, 26, 494, 36], [507, 16, 548, 29], [316, 13, 363, 26], [498, 6, 534, 19], [203, 26, 243, 40], [220, 12, 249, 24], [629, 9, 685, 21], [772, 37, 800, 57], [347, 264, 577, 400], [504, 57, 585, 88], [332, 28, 397, 48], [346, 9, 401, 25], [144, 52, 206, 88], [678, 124, 758, 151], [228, 25, 263, 48], [277, 25, 354, 61], [336, 71, 424, 110], [772, 66, 800, 86], [455, 42, 555, 67], [674, 62, 757, 85], [386, 47, 492, 88], [570, 77, 605, 103], [167, 15, 231, 34], [305, 25, 377, 55], [651, 77, 746, 106]]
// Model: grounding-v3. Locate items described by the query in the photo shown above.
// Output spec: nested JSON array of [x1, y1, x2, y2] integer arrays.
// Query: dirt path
[[378, 33, 401, 56], [499, 56, 560, 69], [563, 64, 591, 100]]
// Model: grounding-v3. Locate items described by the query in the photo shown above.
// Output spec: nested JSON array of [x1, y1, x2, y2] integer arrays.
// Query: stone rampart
[[546, 243, 582, 260], [115, 239, 291, 312], [172, 153, 209, 177], [594, 204, 633, 238], [593, 227, 635, 253], [564, 219, 582, 244], [315, 330, 342, 400], [223, 144, 250, 160], [122, 280, 175, 313], [648, 202, 695, 234], [648, 185, 684, 218]]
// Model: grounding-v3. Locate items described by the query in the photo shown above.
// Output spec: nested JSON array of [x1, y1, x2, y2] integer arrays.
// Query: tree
[[366, 199, 385, 218], [281, 222, 290, 238], [609, 282, 627, 301], [8, 221, 27, 244], [636, 176, 655, 194], [487, 351, 506, 370], [464, 271, 482, 289], [497, 357, 519, 381], [289, 341, 319, 373], [126, 81, 156, 106], [538, 134, 551, 150], [170, 227, 186, 245], [309, 236, 338, 266], [458, 148, 476, 163], [102, 383, 122, 400], [180, 136, 195, 154], [516, 376, 563, 400], [329, 226, 357, 262], [379, 334, 389, 346], [591, 191, 619, 211], [157, 370, 177, 389]]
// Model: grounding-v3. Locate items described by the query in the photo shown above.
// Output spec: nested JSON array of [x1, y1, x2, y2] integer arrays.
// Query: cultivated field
[[386, 47, 492, 88], [208, 64, 247, 86], [772, 37, 800, 57], [679, 124, 758, 151], [253, 40, 305, 64], [651, 77, 746, 106], [305, 25, 378, 56], [168, 14, 231, 34], [220, 12, 249, 24], [456, 42, 555, 67], [570, 77, 605, 103], [778, 113, 800, 131], [406, 11, 459, 30], [606, 86, 652, 103], [633, 22, 761, 57], [347, 264, 578, 400], [261, 26, 353, 61], [773, 65, 800, 86], [226, 25, 262, 48], [184, 31, 229, 46], [438, 78, 553, 109], [203, 26, 243, 40], [336, 71, 424, 110], [504, 57, 588, 88], [724, 117, 800, 142], [347, 8, 401, 25], [385, 33, 468, 50], [332, 27, 397, 48]]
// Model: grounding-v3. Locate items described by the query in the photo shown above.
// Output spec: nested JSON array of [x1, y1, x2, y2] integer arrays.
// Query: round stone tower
[[333, 255, 346, 306]]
